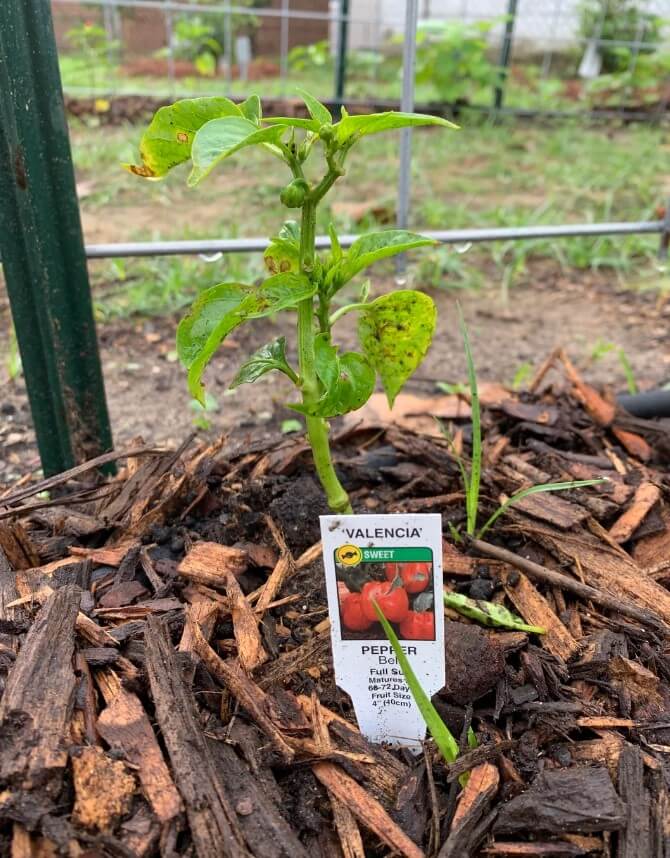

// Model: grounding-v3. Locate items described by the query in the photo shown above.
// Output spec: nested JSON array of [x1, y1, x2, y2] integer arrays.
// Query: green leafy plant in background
[[288, 40, 331, 73], [65, 20, 119, 88], [128, 90, 456, 512], [413, 19, 499, 105], [442, 308, 605, 538], [158, 16, 224, 76], [585, 51, 670, 106], [578, 0, 662, 73]]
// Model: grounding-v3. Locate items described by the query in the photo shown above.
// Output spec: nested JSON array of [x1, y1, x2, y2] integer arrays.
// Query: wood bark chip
[[471, 537, 668, 632], [633, 503, 670, 569], [309, 694, 365, 858], [145, 616, 252, 858], [178, 540, 248, 587], [224, 567, 267, 672], [70, 746, 135, 833], [257, 629, 330, 690], [611, 426, 653, 462], [609, 482, 661, 543], [527, 524, 670, 625], [95, 670, 182, 824], [502, 571, 579, 662], [0, 524, 39, 570], [560, 352, 616, 426], [178, 598, 218, 653], [493, 766, 625, 835], [439, 763, 499, 858], [0, 586, 79, 793], [256, 516, 294, 614], [187, 617, 295, 762], [481, 844, 586, 856], [312, 762, 425, 858], [507, 491, 590, 530], [616, 744, 652, 858]]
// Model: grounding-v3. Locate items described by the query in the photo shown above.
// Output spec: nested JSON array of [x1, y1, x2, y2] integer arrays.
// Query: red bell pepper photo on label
[[360, 580, 410, 624], [399, 610, 435, 640], [340, 593, 373, 632], [335, 551, 436, 641], [385, 561, 431, 593]]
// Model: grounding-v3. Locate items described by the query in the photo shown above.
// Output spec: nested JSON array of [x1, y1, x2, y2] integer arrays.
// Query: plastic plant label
[[320, 513, 445, 749]]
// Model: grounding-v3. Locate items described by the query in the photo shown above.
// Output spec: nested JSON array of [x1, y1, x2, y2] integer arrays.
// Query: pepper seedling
[[127, 90, 456, 512]]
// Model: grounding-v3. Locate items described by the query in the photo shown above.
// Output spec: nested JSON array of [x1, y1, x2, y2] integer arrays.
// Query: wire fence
[[52, 0, 670, 120]]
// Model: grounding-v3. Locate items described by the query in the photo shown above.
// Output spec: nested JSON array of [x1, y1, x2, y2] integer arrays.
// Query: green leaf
[[328, 223, 342, 263], [332, 230, 435, 289], [263, 116, 320, 131], [230, 337, 296, 388], [264, 221, 301, 274], [358, 290, 436, 407], [373, 601, 460, 764], [125, 96, 241, 178], [296, 87, 332, 125], [477, 479, 607, 539], [189, 117, 287, 185], [335, 110, 458, 145], [243, 273, 315, 319], [239, 94, 261, 124], [443, 592, 546, 635], [459, 307, 481, 537], [281, 418, 303, 434], [291, 335, 375, 418], [177, 282, 250, 370], [178, 273, 316, 403]]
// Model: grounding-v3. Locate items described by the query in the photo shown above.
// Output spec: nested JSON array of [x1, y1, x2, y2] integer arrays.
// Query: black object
[[617, 389, 670, 419]]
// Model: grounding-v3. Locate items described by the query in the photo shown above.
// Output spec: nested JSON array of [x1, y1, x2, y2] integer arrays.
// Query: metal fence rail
[[84, 219, 670, 259]]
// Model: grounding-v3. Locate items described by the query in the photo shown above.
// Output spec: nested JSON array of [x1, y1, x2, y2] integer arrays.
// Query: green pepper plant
[[128, 90, 456, 513]]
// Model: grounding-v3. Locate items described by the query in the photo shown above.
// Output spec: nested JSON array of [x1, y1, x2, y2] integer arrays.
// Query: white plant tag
[[320, 513, 445, 750]]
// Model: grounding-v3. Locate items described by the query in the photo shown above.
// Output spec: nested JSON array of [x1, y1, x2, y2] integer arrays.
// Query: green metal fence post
[[494, 0, 519, 112], [0, 0, 113, 476], [333, 0, 350, 115]]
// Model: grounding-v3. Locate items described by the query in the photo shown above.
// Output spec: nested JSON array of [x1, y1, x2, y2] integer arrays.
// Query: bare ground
[[1, 261, 668, 486]]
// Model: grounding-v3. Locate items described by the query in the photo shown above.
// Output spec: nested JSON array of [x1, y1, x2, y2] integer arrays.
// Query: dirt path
[[1, 262, 668, 485]]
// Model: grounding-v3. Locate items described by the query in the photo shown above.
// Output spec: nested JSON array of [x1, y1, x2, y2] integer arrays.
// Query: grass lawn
[[66, 112, 670, 319]]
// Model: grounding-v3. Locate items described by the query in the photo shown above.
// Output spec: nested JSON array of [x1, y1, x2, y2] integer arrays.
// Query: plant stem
[[297, 196, 352, 514], [329, 300, 368, 326]]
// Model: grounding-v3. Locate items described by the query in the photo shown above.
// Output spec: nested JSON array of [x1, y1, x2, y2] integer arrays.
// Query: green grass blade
[[477, 478, 607, 539], [458, 306, 481, 536], [373, 601, 459, 764], [436, 418, 470, 497], [618, 348, 638, 395]]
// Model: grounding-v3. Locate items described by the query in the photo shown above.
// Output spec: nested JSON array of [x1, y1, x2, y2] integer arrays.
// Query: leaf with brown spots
[[124, 96, 242, 178], [358, 290, 436, 406]]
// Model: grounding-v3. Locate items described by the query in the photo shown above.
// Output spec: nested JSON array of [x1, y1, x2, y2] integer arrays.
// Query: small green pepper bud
[[279, 178, 309, 208], [318, 122, 335, 142]]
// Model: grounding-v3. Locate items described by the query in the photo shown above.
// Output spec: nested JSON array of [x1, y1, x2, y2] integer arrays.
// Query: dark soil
[[1, 358, 670, 856]]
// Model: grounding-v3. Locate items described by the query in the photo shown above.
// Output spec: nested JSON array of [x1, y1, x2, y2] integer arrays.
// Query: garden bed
[[1, 351, 669, 856]]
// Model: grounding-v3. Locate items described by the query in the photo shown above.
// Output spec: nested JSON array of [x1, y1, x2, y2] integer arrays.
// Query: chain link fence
[[52, 0, 670, 119]]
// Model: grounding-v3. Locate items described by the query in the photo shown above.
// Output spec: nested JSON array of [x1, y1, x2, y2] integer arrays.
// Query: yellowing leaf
[[358, 291, 437, 407], [125, 97, 241, 178]]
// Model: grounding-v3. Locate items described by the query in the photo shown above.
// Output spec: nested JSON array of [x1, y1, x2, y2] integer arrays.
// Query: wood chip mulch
[[1, 350, 670, 858]]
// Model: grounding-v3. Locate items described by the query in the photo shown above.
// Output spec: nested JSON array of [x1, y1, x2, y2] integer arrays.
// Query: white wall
[[341, 0, 670, 53]]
